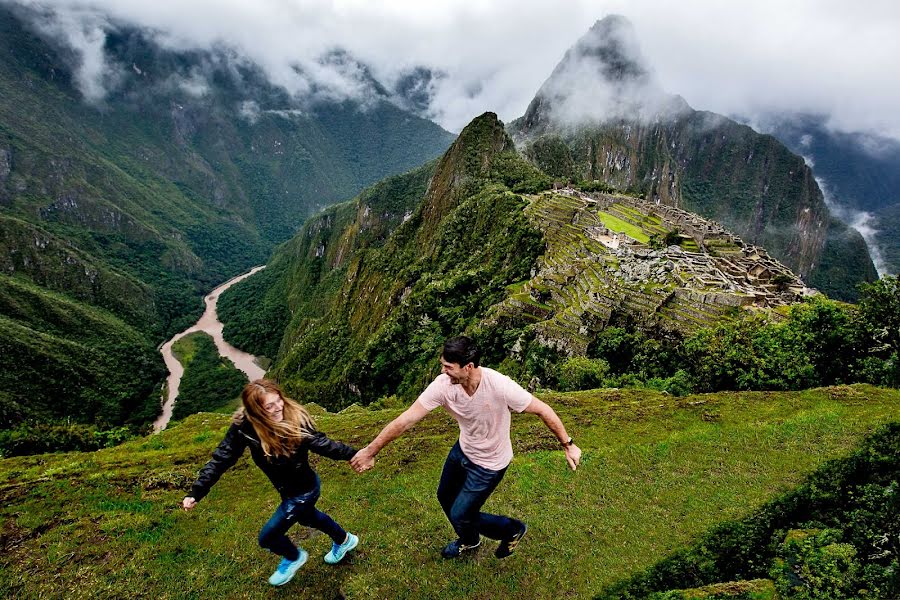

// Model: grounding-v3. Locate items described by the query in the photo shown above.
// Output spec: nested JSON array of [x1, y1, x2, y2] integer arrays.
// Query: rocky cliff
[[221, 113, 813, 409], [508, 16, 876, 301]]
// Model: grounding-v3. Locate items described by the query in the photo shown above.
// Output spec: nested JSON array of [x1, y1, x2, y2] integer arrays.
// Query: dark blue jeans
[[258, 475, 346, 560], [436, 441, 522, 545]]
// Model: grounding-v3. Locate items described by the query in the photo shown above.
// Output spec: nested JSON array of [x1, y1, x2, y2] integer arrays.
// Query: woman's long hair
[[242, 379, 316, 458]]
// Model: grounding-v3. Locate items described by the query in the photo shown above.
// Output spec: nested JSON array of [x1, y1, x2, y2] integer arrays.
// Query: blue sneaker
[[267, 549, 308, 586], [324, 532, 359, 564]]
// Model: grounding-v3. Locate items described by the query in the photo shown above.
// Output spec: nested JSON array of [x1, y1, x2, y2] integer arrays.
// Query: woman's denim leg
[[258, 476, 346, 556], [258, 501, 301, 560], [291, 505, 347, 545]]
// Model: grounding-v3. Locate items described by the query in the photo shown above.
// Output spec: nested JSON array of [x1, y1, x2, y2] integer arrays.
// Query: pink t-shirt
[[416, 367, 534, 470]]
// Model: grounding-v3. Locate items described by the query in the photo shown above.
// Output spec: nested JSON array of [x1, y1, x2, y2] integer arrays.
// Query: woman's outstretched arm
[[183, 424, 248, 508]]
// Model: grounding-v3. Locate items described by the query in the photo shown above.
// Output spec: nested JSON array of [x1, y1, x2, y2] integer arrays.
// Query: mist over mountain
[[509, 15, 877, 301], [518, 16, 689, 132], [0, 3, 452, 437], [748, 112, 900, 276]]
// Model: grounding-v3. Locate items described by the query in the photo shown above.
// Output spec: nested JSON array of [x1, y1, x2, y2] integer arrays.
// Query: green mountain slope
[[507, 16, 876, 301], [221, 112, 832, 409], [221, 113, 550, 407], [1, 385, 897, 598], [0, 274, 163, 427], [0, 5, 454, 432]]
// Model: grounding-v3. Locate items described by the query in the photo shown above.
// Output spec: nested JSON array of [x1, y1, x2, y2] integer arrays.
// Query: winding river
[[153, 265, 267, 432]]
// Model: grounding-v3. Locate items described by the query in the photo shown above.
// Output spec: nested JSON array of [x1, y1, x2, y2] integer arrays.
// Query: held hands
[[564, 443, 582, 471], [182, 496, 197, 511], [350, 446, 376, 473]]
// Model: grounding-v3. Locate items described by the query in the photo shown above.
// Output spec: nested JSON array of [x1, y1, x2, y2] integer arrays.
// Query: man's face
[[440, 357, 470, 385]]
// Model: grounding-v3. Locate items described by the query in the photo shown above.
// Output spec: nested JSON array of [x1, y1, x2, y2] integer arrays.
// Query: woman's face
[[262, 391, 284, 423]]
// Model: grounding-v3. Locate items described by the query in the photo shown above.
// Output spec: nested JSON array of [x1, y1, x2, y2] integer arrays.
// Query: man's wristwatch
[[561, 437, 574, 447]]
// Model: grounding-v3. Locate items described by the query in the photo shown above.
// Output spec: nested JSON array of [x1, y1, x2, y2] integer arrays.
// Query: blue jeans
[[258, 475, 346, 560], [436, 441, 522, 545]]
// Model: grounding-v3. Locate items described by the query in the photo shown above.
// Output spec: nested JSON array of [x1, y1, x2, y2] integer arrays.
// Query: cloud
[[524, 15, 692, 129], [4, 0, 900, 139], [612, 0, 900, 140], [20, 3, 119, 103], [817, 176, 889, 277], [238, 100, 260, 124], [172, 72, 209, 98]]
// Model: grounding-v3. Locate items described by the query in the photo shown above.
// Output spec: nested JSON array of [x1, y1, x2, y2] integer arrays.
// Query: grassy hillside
[[0, 5, 454, 432], [1, 384, 897, 598]]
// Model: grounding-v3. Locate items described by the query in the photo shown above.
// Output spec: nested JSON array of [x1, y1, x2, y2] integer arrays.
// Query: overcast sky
[[10, 0, 900, 140]]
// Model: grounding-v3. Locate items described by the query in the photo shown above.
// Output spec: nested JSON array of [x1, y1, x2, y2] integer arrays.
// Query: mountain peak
[[578, 15, 650, 85], [418, 112, 514, 227], [515, 15, 686, 134]]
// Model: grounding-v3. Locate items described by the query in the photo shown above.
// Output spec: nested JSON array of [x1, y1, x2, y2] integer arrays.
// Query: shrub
[[770, 529, 861, 599], [0, 423, 140, 457], [557, 357, 610, 391]]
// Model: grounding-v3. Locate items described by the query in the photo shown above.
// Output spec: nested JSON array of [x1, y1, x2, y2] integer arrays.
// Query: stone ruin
[[560, 188, 812, 305], [488, 189, 816, 357]]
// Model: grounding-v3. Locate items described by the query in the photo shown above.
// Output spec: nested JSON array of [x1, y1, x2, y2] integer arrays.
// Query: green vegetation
[[489, 152, 553, 194], [217, 264, 290, 360], [597, 210, 652, 243], [0, 423, 137, 458], [510, 278, 900, 397], [169, 333, 247, 421], [601, 419, 900, 599], [556, 356, 610, 392], [522, 134, 574, 178], [0, 6, 453, 434], [0, 275, 164, 455], [1, 385, 897, 598]]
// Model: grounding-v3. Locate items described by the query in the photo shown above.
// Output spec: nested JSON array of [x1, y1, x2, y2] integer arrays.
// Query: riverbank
[[154, 266, 267, 432]]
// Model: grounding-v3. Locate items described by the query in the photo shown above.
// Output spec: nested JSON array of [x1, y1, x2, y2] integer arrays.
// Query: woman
[[182, 379, 359, 587]]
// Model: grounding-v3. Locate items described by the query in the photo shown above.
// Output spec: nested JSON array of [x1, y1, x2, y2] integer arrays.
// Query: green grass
[[1, 385, 898, 599], [597, 212, 652, 244], [680, 239, 701, 252]]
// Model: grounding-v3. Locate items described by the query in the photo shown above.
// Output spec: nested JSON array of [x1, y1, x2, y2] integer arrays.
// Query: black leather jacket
[[188, 421, 356, 502]]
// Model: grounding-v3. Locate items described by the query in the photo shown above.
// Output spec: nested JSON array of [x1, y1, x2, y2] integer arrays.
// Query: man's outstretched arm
[[522, 397, 582, 470], [350, 400, 431, 472]]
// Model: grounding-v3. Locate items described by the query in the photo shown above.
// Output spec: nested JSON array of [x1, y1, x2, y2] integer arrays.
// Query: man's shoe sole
[[495, 523, 527, 558], [441, 539, 482, 558]]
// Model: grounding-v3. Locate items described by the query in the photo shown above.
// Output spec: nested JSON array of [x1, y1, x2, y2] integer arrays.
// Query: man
[[350, 336, 582, 559]]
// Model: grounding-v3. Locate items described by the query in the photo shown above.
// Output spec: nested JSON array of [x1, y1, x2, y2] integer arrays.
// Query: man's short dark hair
[[442, 336, 481, 368]]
